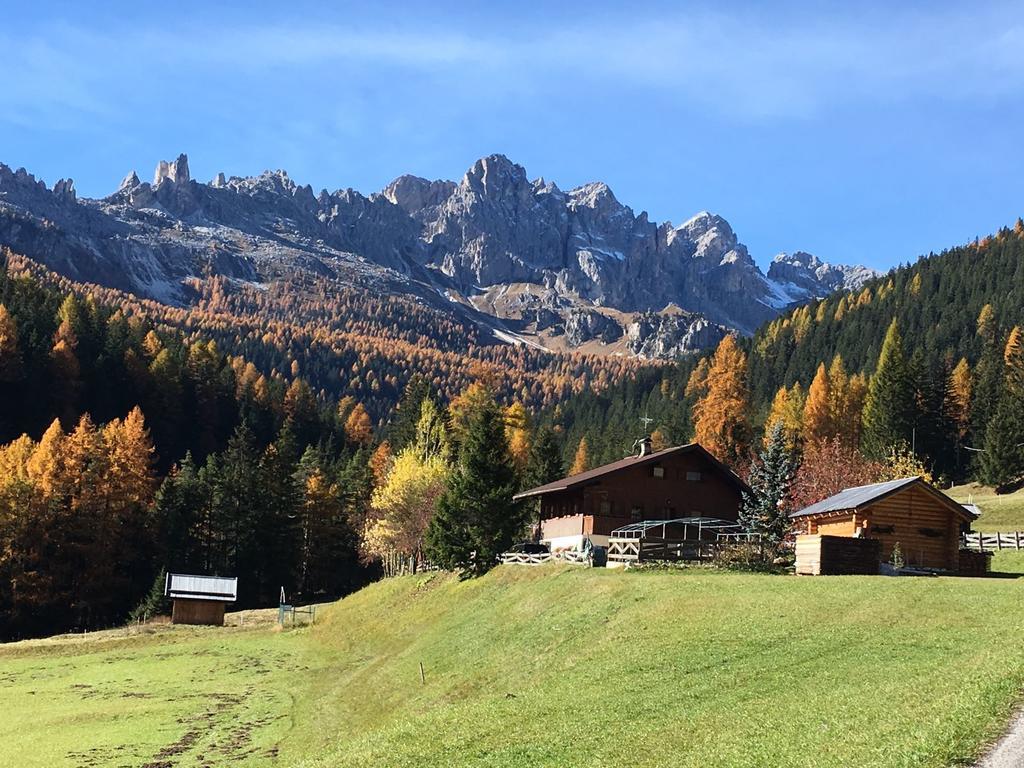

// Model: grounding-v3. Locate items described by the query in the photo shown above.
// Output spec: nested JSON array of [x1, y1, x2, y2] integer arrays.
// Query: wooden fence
[[497, 550, 591, 566], [962, 532, 1024, 551]]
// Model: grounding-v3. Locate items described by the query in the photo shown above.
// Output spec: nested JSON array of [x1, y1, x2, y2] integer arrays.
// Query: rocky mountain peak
[[569, 182, 619, 210], [153, 154, 190, 186], [52, 178, 76, 203], [382, 174, 456, 215], [462, 154, 528, 195], [119, 171, 140, 191]]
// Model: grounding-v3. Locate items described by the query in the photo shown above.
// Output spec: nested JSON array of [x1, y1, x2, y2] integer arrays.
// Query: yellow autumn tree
[[504, 402, 531, 473], [692, 335, 750, 465], [569, 436, 591, 475], [765, 382, 804, 447], [650, 428, 670, 452], [365, 450, 448, 575]]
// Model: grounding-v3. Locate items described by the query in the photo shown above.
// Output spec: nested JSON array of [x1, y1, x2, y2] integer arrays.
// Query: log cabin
[[514, 441, 749, 551], [789, 476, 976, 572]]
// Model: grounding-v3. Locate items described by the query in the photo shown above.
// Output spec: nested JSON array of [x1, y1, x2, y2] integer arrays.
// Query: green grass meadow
[[948, 483, 1024, 532], [1, 566, 1023, 768]]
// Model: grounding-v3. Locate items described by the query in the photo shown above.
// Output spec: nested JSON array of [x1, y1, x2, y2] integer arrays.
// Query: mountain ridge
[[0, 153, 878, 357]]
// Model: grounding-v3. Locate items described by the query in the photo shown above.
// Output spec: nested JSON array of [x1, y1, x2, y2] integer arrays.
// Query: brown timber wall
[[815, 517, 857, 537], [861, 486, 962, 570], [171, 599, 226, 626], [795, 535, 881, 576]]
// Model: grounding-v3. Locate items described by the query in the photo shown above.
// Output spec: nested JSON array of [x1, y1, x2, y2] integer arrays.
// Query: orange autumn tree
[[344, 402, 373, 446], [945, 358, 973, 443], [692, 335, 750, 466], [802, 363, 831, 445]]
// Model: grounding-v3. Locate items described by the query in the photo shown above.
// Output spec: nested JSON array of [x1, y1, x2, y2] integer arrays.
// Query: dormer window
[[652, 465, 665, 478]]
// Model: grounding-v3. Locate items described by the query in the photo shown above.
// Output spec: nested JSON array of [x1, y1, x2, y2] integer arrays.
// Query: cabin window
[[918, 527, 944, 538], [686, 471, 702, 482], [599, 500, 611, 515], [652, 466, 665, 478], [870, 525, 895, 535]]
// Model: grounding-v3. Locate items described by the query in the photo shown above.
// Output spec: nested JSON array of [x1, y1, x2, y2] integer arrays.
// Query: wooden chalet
[[514, 441, 749, 550], [790, 476, 976, 572]]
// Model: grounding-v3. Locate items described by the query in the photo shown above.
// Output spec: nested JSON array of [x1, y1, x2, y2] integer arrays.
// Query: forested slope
[[552, 220, 1024, 484]]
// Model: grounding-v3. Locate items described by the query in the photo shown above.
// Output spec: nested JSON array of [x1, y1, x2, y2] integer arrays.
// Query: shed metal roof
[[789, 477, 918, 519], [165, 573, 238, 602], [789, 476, 976, 521]]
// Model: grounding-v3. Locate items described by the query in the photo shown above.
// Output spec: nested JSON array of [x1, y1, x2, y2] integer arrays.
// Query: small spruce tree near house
[[739, 422, 796, 547], [425, 389, 526, 577]]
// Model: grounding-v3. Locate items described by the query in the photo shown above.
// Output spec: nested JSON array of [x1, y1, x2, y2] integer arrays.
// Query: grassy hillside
[[949, 483, 1024, 532], [0, 609, 308, 766], [2, 567, 1024, 768]]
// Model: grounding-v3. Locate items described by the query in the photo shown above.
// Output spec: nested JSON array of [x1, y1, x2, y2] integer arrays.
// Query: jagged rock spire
[[153, 154, 190, 186]]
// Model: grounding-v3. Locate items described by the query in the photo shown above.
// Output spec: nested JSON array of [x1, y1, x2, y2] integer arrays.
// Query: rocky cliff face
[[0, 153, 876, 358], [767, 251, 879, 302]]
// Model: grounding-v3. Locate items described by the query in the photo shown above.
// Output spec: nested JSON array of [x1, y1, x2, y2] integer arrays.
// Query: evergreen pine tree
[[425, 391, 525, 576], [862, 320, 916, 458], [524, 425, 564, 491], [739, 422, 795, 546], [981, 328, 1024, 489], [386, 375, 431, 452]]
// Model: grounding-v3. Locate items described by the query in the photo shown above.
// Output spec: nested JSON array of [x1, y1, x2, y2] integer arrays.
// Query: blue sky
[[3, 1, 1024, 271]]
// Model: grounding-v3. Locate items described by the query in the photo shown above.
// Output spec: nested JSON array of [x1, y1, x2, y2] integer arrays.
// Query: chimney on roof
[[636, 436, 652, 458]]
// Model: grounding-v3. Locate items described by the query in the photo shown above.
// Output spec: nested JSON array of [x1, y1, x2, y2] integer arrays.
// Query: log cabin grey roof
[[513, 443, 749, 500], [789, 476, 976, 520]]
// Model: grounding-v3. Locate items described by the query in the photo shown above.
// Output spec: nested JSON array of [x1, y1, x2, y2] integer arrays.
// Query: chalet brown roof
[[513, 443, 749, 500]]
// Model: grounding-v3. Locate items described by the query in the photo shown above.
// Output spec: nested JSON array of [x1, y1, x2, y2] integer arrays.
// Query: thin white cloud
[[3, 5, 1024, 126]]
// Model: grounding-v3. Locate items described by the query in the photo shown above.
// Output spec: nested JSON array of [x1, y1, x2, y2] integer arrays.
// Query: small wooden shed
[[790, 477, 976, 572], [165, 573, 238, 625]]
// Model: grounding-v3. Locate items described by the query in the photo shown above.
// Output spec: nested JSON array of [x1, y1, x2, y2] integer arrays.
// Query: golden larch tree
[[802, 363, 831, 445], [692, 335, 750, 466], [503, 402, 531, 473], [650, 428, 670, 452], [569, 436, 591, 475], [945, 358, 973, 441], [344, 402, 373, 446]]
